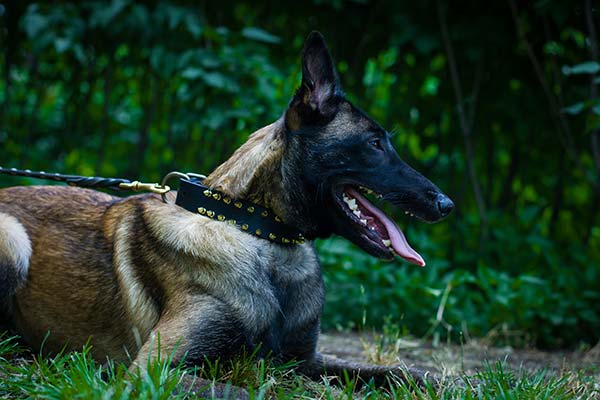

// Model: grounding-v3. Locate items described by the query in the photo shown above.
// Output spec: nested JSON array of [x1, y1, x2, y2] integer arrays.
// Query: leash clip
[[160, 171, 208, 203], [118, 181, 171, 195]]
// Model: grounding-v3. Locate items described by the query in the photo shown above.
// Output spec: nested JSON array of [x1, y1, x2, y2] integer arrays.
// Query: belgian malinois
[[0, 32, 453, 396]]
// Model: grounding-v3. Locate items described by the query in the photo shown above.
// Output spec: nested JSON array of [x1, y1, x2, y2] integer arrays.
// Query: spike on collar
[[175, 178, 305, 245]]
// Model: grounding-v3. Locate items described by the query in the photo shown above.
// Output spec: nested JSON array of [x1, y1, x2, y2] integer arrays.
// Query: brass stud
[[217, 215, 225, 221], [268, 233, 276, 240], [247, 206, 255, 213], [198, 207, 206, 215], [282, 238, 291, 244], [206, 210, 215, 218], [255, 229, 262, 236], [241, 224, 249, 231], [203, 189, 212, 197], [274, 215, 282, 222], [223, 197, 231, 204], [234, 201, 243, 208], [227, 219, 236, 225], [261, 210, 268, 217], [212, 193, 222, 201]]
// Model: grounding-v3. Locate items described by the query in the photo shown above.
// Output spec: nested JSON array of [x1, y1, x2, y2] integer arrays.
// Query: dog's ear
[[285, 31, 344, 132]]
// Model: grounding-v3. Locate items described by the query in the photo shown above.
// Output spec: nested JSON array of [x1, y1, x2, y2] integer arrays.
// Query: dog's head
[[284, 32, 453, 266]]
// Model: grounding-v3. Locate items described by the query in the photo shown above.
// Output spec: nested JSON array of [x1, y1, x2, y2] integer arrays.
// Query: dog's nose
[[436, 193, 454, 216]]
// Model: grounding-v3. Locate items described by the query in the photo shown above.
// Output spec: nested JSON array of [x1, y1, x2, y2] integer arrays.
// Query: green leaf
[[164, 5, 184, 29], [54, 38, 71, 53], [424, 287, 442, 297], [202, 71, 226, 88], [519, 276, 546, 285], [562, 102, 584, 115], [185, 14, 203, 38], [241, 27, 281, 44], [543, 41, 564, 56], [562, 61, 600, 76], [23, 12, 48, 38], [420, 76, 440, 96], [180, 67, 204, 80], [89, 0, 128, 28]]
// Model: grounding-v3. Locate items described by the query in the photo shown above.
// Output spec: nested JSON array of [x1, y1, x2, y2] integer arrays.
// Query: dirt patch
[[318, 332, 600, 377]]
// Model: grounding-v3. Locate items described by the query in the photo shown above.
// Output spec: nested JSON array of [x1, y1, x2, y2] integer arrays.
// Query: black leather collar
[[175, 178, 305, 246]]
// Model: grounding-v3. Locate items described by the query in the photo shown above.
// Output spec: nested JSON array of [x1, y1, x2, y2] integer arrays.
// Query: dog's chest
[[201, 238, 324, 353], [252, 245, 325, 354], [150, 212, 324, 354]]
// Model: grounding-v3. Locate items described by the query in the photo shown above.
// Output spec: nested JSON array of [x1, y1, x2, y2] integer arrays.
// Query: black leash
[[0, 166, 170, 194], [0, 167, 304, 246]]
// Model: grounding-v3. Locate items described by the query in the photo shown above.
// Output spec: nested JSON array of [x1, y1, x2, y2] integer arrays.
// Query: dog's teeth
[[348, 199, 357, 210], [404, 211, 409, 215], [343, 195, 359, 211], [353, 210, 361, 218], [360, 219, 367, 225], [382, 239, 391, 247]]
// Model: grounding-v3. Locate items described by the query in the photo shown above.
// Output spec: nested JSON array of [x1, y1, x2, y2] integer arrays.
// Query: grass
[[1, 332, 598, 399]]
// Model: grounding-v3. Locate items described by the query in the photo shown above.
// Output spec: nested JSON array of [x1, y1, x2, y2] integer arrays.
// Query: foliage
[[0, 1, 599, 348]]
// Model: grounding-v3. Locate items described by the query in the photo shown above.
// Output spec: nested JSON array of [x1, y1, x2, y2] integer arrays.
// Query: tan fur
[[112, 214, 160, 348], [204, 120, 288, 217]]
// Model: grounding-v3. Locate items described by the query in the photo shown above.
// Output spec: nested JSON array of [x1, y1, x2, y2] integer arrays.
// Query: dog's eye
[[369, 138, 383, 150]]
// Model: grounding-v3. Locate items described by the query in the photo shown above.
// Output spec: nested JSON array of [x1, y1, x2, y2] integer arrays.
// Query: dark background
[[0, 0, 598, 348]]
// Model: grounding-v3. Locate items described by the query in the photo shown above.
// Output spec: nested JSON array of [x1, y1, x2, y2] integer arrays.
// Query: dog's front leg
[[129, 295, 251, 400], [299, 352, 435, 389]]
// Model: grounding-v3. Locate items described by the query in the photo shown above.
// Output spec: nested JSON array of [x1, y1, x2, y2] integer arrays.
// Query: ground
[[319, 332, 600, 376], [318, 331, 600, 398]]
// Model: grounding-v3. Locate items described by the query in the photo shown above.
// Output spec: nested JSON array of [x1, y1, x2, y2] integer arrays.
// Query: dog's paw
[[177, 374, 250, 400]]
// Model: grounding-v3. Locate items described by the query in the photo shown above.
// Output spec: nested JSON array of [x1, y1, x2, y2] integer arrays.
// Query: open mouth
[[336, 186, 425, 266]]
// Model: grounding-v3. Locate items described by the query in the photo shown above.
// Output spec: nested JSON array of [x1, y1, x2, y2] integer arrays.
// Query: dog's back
[[0, 184, 324, 363], [0, 186, 144, 359]]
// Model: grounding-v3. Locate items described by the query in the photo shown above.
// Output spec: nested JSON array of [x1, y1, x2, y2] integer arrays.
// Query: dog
[[0, 32, 453, 396]]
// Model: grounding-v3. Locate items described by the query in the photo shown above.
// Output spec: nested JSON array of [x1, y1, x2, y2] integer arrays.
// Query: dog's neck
[[204, 120, 322, 238]]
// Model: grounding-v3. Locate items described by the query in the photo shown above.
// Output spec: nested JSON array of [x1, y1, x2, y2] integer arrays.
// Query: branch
[[437, 0, 488, 239], [585, 0, 600, 173], [507, 0, 599, 193]]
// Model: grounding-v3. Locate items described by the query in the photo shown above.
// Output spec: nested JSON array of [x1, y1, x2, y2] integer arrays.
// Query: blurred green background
[[0, 0, 598, 349]]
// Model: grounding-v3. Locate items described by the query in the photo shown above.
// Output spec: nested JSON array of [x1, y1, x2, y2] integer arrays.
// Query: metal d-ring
[[187, 172, 207, 180], [160, 171, 190, 203]]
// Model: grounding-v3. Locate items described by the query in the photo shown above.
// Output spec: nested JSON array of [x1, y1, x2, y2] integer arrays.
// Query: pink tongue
[[347, 188, 426, 267]]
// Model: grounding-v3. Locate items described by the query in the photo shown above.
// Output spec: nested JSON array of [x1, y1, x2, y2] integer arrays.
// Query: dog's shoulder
[[126, 193, 322, 335], [133, 192, 316, 270]]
